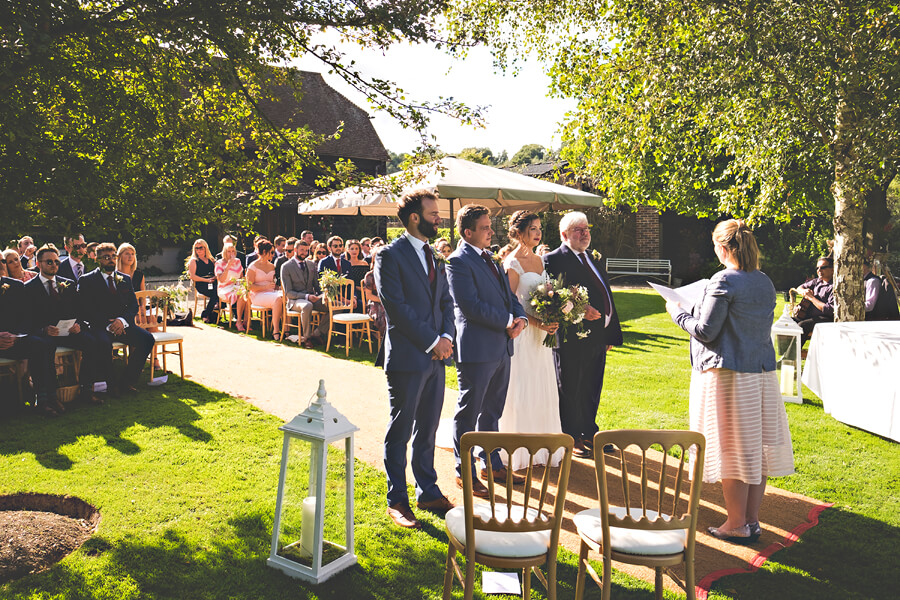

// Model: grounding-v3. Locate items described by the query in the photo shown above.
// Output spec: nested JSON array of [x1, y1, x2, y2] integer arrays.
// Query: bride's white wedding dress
[[499, 257, 564, 471]]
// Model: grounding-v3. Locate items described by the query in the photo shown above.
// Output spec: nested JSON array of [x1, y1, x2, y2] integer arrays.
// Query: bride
[[500, 210, 565, 470]]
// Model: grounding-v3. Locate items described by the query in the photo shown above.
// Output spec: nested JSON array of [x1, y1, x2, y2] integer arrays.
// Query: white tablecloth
[[802, 321, 900, 442]]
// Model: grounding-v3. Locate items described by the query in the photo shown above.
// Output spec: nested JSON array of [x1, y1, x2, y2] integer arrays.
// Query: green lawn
[[2, 290, 898, 599]]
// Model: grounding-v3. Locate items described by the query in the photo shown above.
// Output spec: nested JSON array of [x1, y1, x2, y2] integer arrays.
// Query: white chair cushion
[[573, 507, 687, 556], [0, 357, 18, 366], [54, 346, 77, 354], [333, 314, 371, 323], [445, 503, 550, 558], [151, 331, 184, 343]]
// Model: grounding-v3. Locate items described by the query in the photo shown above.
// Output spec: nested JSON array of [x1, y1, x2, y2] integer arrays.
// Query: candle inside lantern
[[299, 496, 316, 558], [781, 363, 795, 396]]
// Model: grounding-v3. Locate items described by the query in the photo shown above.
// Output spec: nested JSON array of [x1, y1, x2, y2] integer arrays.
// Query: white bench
[[606, 258, 672, 285]]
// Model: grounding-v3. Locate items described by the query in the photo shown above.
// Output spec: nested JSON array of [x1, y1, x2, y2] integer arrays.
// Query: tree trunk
[[831, 100, 866, 322]]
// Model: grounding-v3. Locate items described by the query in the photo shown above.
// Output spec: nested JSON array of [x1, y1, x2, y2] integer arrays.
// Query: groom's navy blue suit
[[375, 234, 455, 508], [447, 241, 527, 477]]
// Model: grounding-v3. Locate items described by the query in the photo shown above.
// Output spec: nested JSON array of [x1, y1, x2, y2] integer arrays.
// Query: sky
[[293, 40, 575, 157]]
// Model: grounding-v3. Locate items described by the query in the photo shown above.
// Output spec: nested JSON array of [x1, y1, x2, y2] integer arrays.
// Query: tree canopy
[[1, 0, 483, 252], [446, 0, 900, 320]]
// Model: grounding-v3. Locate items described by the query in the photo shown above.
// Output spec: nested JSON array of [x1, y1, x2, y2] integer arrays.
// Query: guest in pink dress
[[246, 240, 284, 340]]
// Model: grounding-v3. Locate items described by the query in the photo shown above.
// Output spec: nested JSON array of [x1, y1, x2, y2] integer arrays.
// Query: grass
[[1, 290, 897, 599]]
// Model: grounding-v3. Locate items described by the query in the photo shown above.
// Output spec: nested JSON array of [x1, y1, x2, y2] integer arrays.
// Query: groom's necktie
[[578, 252, 612, 319], [481, 251, 501, 284], [423, 245, 436, 287]]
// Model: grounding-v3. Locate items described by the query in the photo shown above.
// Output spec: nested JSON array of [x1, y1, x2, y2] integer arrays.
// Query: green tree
[[1, 0, 483, 252], [509, 143, 546, 165], [457, 146, 495, 164], [447, 0, 900, 321]]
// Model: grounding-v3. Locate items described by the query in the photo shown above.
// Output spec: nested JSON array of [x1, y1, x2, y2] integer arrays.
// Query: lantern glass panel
[[774, 333, 801, 398], [275, 436, 313, 565], [321, 442, 348, 566]]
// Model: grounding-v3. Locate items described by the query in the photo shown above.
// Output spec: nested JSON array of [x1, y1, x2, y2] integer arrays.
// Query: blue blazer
[[317, 255, 351, 277], [374, 236, 455, 372], [446, 243, 526, 363], [56, 257, 84, 282], [76, 269, 139, 331], [0, 277, 26, 333]]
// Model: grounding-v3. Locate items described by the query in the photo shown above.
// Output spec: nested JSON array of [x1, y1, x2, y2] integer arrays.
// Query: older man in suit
[[375, 190, 456, 528], [281, 240, 328, 348], [543, 212, 623, 458], [77, 242, 154, 393], [25, 244, 104, 405], [446, 204, 528, 498]]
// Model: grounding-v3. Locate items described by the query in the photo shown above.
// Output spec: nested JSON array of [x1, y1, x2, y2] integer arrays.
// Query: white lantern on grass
[[267, 380, 359, 583], [772, 306, 803, 404]]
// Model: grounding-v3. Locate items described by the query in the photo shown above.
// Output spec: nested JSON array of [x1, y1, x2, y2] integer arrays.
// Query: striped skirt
[[690, 368, 795, 485]]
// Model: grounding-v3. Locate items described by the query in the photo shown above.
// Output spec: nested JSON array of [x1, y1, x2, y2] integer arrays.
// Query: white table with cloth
[[802, 321, 900, 442]]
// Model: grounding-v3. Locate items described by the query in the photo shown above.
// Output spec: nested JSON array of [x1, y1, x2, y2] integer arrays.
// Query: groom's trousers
[[453, 356, 511, 477], [384, 360, 445, 507]]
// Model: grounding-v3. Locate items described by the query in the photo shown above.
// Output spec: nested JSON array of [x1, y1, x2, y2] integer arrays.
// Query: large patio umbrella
[[297, 157, 605, 222]]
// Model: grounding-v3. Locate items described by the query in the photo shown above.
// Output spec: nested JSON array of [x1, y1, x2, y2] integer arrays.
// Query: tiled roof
[[256, 71, 389, 163]]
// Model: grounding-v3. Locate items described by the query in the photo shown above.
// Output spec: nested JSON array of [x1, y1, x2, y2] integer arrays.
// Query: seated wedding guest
[[300, 230, 314, 246], [282, 240, 328, 348], [435, 239, 452, 259], [273, 235, 287, 260], [864, 259, 881, 319], [791, 256, 834, 343], [666, 219, 794, 544], [245, 235, 267, 267], [864, 259, 900, 321], [58, 235, 89, 282], [246, 240, 284, 340], [0, 268, 57, 414], [78, 242, 154, 394], [274, 237, 297, 288], [4, 249, 38, 282], [215, 243, 248, 331], [312, 243, 328, 263], [25, 244, 103, 406], [116, 243, 145, 292], [217, 234, 247, 268], [318, 236, 351, 276], [0, 258, 6, 277], [345, 239, 369, 306], [84, 242, 100, 271], [360, 237, 373, 260], [18, 236, 37, 270], [371, 236, 385, 250], [362, 246, 386, 367], [186, 238, 218, 323]]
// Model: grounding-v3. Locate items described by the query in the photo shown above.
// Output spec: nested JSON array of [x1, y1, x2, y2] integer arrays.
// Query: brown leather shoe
[[573, 441, 593, 459], [417, 494, 454, 513], [480, 467, 527, 485], [387, 503, 420, 529], [456, 476, 490, 499]]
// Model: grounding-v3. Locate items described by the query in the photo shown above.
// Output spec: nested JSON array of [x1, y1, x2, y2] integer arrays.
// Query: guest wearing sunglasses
[[791, 256, 835, 343], [25, 244, 104, 409], [186, 239, 218, 323], [57, 235, 89, 282]]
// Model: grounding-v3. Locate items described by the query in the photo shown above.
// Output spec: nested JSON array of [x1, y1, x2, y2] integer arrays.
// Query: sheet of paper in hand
[[56, 319, 77, 336], [650, 279, 709, 310]]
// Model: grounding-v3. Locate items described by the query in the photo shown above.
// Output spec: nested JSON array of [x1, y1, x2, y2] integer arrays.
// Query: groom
[[543, 211, 622, 458], [447, 204, 528, 498], [375, 189, 456, 528]]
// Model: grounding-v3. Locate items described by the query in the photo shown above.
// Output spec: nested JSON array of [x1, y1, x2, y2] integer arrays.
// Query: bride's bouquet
[[529, 277, 591, 347]]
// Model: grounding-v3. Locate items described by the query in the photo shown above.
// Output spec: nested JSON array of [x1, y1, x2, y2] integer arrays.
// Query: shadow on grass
[[0, 376, 230, 471], [614, 290, 666, 323]]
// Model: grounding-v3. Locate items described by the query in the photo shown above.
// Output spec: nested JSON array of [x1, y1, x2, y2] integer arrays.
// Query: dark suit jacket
[[77, 269, 139, 331], [57, 257, 86, 282], [374, 236, 455, 372], [317, 255, 351, 277], [23, 276, 82, 334], [446, 242, 526, 363], [543, 244, 623, 347], [0, 277, 26, 333]]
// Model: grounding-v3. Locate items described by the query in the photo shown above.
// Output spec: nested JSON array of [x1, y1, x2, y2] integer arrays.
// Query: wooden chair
[[192, 280, 201, 317], [444, 432, 574, 600], [217, 296, 232, 329], [281, 293, 303, 342], [135, 290, 185, 380], [249, 300, 272, 337], [54, 346, 81, 403], [0, 357, 24, 402], [325, 281, 372, 355], [574, 430, 706, 600]]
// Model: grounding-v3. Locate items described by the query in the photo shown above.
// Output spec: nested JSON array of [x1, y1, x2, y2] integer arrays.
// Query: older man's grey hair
[[559, 211, 589, 235]]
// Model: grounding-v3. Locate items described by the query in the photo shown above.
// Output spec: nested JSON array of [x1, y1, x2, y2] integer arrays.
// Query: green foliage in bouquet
[[530, 277, 591, 347], [319, 269, 351, 302]]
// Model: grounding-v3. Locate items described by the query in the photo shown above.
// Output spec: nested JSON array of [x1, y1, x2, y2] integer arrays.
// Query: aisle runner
[[179, 323, 831, 596]]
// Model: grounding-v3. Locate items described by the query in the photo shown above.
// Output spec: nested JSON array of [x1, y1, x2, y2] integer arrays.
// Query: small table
[[802, 321, 900, 441]]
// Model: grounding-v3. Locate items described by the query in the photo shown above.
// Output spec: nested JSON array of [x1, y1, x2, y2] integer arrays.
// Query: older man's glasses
[[569, 227, 591, 235]]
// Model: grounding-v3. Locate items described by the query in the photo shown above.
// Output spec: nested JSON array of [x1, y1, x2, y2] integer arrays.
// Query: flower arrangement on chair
[[319, 270, 351, 305]]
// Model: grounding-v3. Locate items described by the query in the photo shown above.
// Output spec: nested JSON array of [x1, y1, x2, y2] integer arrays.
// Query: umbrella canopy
[[297, 157, 605, 219]]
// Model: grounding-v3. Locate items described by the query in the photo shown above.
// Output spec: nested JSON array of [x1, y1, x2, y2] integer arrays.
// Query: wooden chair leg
[[523, 566, 531, 599], [575, 542, 588, 600], [655, 567, 663, 600], [442, 547, 455, 600], [149, 346, 157, 380], [178, 341, 184, 377], [326, 320, 334, 352]]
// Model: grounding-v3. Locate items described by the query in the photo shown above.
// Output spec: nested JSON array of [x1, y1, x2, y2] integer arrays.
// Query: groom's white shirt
[[403, 232, 452, 353], [459, 239, 518, 329]]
